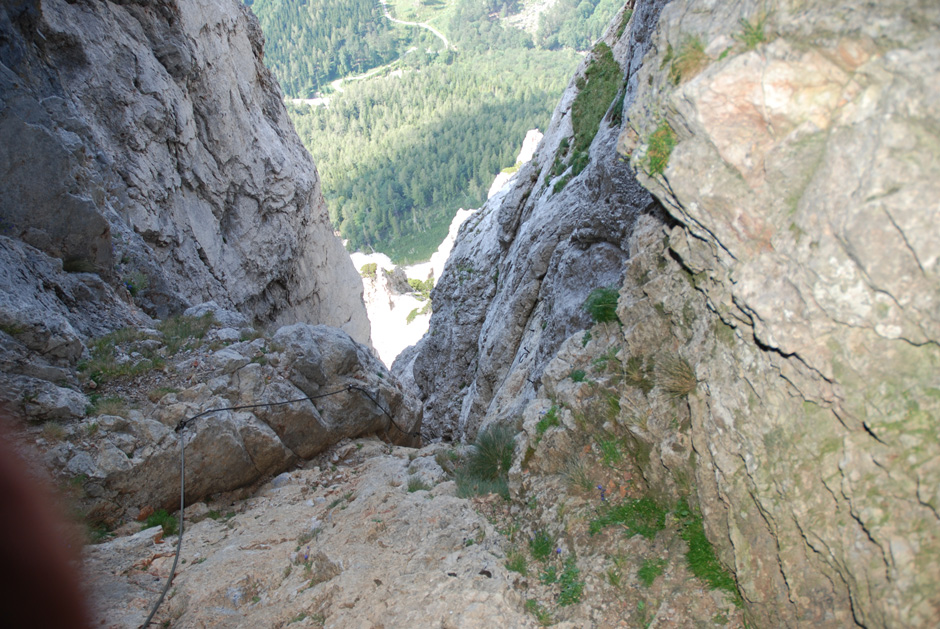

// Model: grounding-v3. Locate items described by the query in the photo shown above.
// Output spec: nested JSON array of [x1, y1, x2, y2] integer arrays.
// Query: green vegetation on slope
[[536, 0, 624, 50], [290, 49, 578, 262], [249, 0, 625, 262], [248, 0, 404, 97]]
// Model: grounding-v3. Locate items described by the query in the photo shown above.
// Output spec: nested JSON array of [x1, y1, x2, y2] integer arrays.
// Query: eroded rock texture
[[396, 1, 671, 441], [0, 0, 369, 341], [48, 316, 420, 527], [619, 0, 940, 625], [401, 0, 940, 625]]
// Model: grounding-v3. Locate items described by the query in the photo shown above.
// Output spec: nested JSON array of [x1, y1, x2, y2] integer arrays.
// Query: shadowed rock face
[[399, 0, 940, 625], [395, 1, 671, 442], [0, 0, 369, 342]]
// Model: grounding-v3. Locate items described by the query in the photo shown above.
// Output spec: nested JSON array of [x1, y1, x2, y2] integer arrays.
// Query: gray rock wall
[[0, 0, 369, 342], [619, 0, 940, 625], [396, 1, 671, 441], [400, 0, 940, 625]]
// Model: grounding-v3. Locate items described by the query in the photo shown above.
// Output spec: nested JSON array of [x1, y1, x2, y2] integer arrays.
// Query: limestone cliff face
[[619, 0, 940, 625], [400, 0, 940, 625], [395, 1, 670, 441], [0, 0, 369, 342]]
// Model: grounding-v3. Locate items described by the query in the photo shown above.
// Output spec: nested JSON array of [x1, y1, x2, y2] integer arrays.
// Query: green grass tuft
[[735, 13, 767, 50], [506, 547, 528, 575], [623, 355, 655, 394], [647, 121, 677, 176], [455, 423, 515, 500], [144, 509, 178, 536], [407, 476, 432, 493], [590, 497, 667, 540], [569, 369, 587, 383], [558, 556, 585, 606], [657, 355, 697, 399], [529, 529, 555, 562], [466, 423, 514, 481], [536, 405, 560, 436], [677, 502, 741, 604], [563, 457, 595, 493], [157, 313, 215, 355], [669, 37, 708, 84], [637, 558, 667, 587], [524, 598, 553, 625], [559, 42, 623, 185], [597, 435, 625, 467]]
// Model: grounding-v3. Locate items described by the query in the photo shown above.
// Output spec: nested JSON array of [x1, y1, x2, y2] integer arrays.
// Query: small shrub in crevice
[[408, 277, 434, 301], [583, 286, 620, 324], [569, 369, 587, 383]]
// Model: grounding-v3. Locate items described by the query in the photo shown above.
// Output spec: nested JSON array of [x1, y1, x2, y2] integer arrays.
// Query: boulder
[[57, 321, 420, 525]]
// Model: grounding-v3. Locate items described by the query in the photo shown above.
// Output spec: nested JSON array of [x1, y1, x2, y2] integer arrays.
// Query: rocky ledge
[[27, 303, 420, 528]]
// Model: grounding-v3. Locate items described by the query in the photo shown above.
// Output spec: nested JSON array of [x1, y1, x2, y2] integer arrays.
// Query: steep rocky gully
[[0, 0, 937, 628]]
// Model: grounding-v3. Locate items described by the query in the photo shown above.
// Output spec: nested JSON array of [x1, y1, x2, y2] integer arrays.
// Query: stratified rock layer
[[0, 0, 369, 341]]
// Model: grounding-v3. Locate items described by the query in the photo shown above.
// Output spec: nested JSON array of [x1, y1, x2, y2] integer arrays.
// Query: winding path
[[379, 0, 454, 51]]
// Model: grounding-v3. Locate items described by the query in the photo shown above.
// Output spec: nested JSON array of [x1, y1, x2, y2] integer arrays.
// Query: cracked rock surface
[[0, 0, 369, 341], [85, 440, 535, 629], [619, 0, 940, 625]]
